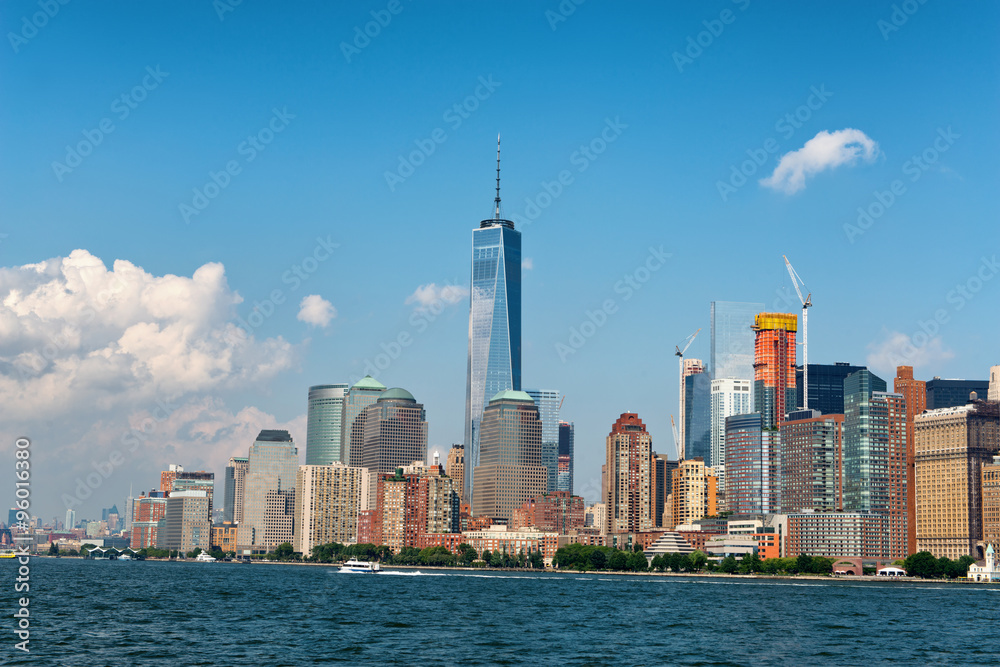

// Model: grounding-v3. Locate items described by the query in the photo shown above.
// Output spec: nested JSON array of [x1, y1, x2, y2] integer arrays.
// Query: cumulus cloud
[[760, 128, 880, 194], [297, 294, 336, 327], [405, 283, 469, 310], [866, 329, 955, 376], [522, 258, 534, 270]]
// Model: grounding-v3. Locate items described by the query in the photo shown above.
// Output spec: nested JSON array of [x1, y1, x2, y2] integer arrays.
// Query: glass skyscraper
[[237, 430, 298, 549], [526, 389, 560, 492], [684, 373, 712, 464], [343, 375, 387, 467], [711, 301, 764, 382], [558, 421, 575, 495], [465, 161, 521, 500], [306, 383, 348, 465]]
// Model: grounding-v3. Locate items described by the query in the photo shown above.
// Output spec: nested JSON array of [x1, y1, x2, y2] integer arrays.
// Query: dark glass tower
[[465, 138, 521, 501]]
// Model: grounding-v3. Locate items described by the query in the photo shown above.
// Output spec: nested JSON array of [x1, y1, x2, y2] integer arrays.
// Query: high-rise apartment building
[[237, 430, 299, 551], [525, 389, 561, 492], [374, 463, 460, 552], [172, 474, 215, 520], [795, 362, 866, 416], [156, 491, 210, 553], [752, 313, 797, 429], [652, 453, 678, 528], [130, 494, 167, 549], [710, 378, 751, 493], [989, 366, 1000, 402], [605, 413, 654, 534], [446, 445, 465, 504], [925, 377, 989, 409], [724, 413, 780, 515], [684, 372, 712, 464], [361, 388, 428, 476], [293, 463, 368, 555], [895, 365, 926, 555], [664, 458, 717, 530], [160, 464, 184, 493], [779, 409, 843, 513], [710, 300, 764, 382], [558, 421, 575, 495], [465, 159, 522, 502], [983, 456, 1000, 550], [223, 456, 248, 524], [343, 376, 388, 467], [679, 358, 705, 455], [472, 390, 545, 521], [306, 383, 349, 465], [509, 491, 585, 534], [915, 401, 1000, 559]]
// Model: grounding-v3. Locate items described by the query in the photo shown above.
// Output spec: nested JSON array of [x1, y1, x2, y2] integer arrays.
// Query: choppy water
[[6, 558, 1000, 665]]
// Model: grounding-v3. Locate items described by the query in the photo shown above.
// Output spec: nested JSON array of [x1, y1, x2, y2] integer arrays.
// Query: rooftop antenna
[[494, 133, 501, 220]]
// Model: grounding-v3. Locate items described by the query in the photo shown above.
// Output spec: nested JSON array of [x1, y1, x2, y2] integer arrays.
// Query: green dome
[[378, 387, 416, 402], [352, 375, 387, 391], [489, 389, 535, 404]]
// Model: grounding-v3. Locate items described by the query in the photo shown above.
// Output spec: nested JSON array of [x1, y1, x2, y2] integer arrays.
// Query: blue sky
[[2, 1, 998, 520]]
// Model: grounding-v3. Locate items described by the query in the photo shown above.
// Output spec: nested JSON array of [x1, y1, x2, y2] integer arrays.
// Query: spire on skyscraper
[[494, 133, 502, 220]]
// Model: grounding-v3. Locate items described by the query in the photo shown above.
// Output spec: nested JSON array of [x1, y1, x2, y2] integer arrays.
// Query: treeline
[[553, 543, 835, 575], [903, 552, 975, 579], [305, 542, 544, 568]]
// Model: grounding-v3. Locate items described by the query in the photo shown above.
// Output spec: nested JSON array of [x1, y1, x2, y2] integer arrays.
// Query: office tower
[[652, 453, 678, 528], [664, 458, 717, 530], [895, 365, 927, 555], [779, 409, 843, 513], [306, 383, 349, 465], [915, 401, 1000, 559], [605, 413, 654, 534], [558, 421, 575, 494], [684, 372, 712, 464], [990, 366, 1000, 401], [156, 491, 210, 553], [724, 413, 780, 515], [925, 377, 990, 409], [525, 389, 561, 492], [101, 504, 119, 523], [237, 430, 299, 550], [983, 456, 1000, 549], [465, 150, 522, 503], [752, 313, 797, 429], [472, 390, 545, 521], [171, 471, 215, 520], [446, 445, 465, 504], [160, 464, 184, 493], [795, 362, 866, 415], [343, 375, 388, 467], [679, 358, 705, 454], [509, 491, 585, 533], [361, 388, 428, 475], [223, 457, 248, 524], [710, 378, 752, 497], [711, 301, 765, 382], [64, 508, 76, 531], [842, 369, 908, 559], [293, 463, 368, 555]]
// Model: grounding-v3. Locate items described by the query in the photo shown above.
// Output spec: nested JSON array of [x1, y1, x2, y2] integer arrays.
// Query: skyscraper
[[925, 377, 990, 409], [343, 375, 388, 467], [725, 413, 780, 515], [779, 409, 843, 513], [679, 358, 705, 455], [894, 365, 926, 555], [664, 458, 717, 530], [558, 421, 575, 495], [223, 456, 248, 524], [605, 413, 654, 534], [237, 430, 299, 551], [752, 312, 798, 429], [465, 143, 521, 501], [711, 300, 764, 382], [446, 445, 465, 504], [684, 372, 712, 464], [294, 463, 368, 555], [652, 453, 678, 528], [989, 366, 1000, 401], [306, 383, 349, 465], [710, 377, 752, 497], [361, 388, 428, 476], [65, 508, 76, 530], [472, 390, 545, 522], [795, 362, 866, 416], [525, 389, 561, 492]]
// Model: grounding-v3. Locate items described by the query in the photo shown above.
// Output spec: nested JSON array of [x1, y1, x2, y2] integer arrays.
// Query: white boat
[[195, 552, 217, 562], [339, 559, 381, 573], [118, 554, 133, 561]]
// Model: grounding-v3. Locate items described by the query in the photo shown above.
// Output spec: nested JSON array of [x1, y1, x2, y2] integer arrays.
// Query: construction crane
[[670, 415, 680, 460], [675, 328, 700, 461], [783, 255, 812, 410]]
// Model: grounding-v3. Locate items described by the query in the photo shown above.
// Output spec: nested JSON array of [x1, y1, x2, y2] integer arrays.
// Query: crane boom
[[675, 328, 701, 460], [783, 255, 812, 410]]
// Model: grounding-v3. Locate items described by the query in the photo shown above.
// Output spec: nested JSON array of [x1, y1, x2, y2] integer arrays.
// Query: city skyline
[[2, 2, 999, 521]]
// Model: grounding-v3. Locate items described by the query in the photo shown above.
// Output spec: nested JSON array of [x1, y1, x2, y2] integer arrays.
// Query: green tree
[[904, 551, 940, 579], [588, 548, 607, 571], [608, 550, 628, 571], [48, 542, 59, 556], [650, 554, 665, 572], [457, 543, 478, 565], [482, 549, 492, 565], [627, 551, 648, 572], [489, 550, 504, 568], [529, 549, 544, 569], [719, 556, 738, 574], [739, 553, 763, 574], [762, 558, 781, 575], [271, 543, 296, 560], [668, 552, 690, 572], [689, 550, 708, 572]]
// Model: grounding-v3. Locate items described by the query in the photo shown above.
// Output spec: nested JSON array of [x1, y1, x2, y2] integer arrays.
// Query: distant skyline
[[1, 1, 998, 520]]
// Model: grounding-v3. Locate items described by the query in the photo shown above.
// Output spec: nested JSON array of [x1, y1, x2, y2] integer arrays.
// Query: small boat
[[118, 554, 133, 561], [195, 552, 217, 562], [339, 559, 381, 573]]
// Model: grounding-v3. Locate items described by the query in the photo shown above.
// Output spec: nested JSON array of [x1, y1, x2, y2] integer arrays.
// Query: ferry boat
[[118, 553, 133, 561], [0, 549, 17, 559], [195, 552, 217, 562], [338, 559, 381, 573]]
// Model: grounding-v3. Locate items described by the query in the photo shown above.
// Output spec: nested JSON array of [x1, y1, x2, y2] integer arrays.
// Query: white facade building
[[710, 377, 752, 495]]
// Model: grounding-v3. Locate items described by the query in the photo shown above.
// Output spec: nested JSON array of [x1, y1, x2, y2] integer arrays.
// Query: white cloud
[[522, 258, 534, 270], [297, 294, 336, 327], [405, 283, 469, 310], [866, 329, 955, 376], [760, 128, 880, 194]]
